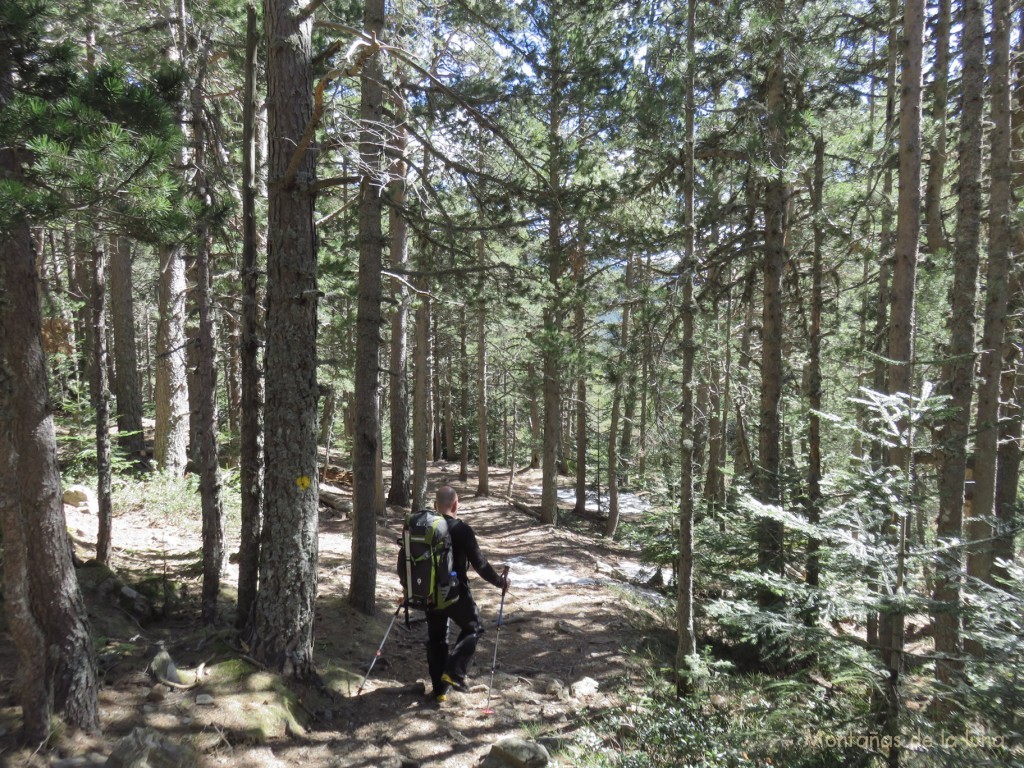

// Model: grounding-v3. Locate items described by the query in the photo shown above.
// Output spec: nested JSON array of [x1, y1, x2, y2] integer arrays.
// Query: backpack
[[398, 510, 460, 611]]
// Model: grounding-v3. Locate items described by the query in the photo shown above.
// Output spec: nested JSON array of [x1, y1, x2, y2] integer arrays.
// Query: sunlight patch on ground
[[524, 486, 651, 516]]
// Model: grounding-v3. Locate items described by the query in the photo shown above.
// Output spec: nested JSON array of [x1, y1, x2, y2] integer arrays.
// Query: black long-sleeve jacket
[[445, 515, 504, 591]]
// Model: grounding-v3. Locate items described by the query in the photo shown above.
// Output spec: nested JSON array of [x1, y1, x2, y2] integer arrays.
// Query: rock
[[195, 693, 215, 706], [146, 685, 168, 703], [104, 727, 199, 768], [542, 678, 567, 700], [478, 738, 550, 768], [148, 648, 184, 686], [51, 757, 95, 768], [570, 677, 599, 699], [63, 485, 97, 514]]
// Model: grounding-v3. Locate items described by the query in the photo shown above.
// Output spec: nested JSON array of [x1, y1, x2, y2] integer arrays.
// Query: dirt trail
[[0, 465, 665, 767]]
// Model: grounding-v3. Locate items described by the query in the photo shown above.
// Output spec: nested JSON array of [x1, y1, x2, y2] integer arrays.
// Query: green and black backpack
[[398, 510, 460, 611]]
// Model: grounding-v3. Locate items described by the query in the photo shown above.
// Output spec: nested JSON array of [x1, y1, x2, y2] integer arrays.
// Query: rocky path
[[0, 466, 664, 768]]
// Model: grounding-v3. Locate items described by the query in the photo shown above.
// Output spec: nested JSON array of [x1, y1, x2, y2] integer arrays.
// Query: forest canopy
[[1, 0, 1023, 764]]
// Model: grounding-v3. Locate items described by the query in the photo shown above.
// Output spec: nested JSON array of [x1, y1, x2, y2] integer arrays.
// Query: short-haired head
[[435, 485, 458, 515]]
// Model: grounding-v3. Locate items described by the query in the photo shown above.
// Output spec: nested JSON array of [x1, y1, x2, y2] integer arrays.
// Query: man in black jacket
[[427, 485, 509, 701]]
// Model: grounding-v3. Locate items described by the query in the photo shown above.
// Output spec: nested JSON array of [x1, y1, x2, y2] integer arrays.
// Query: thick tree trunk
[[250, 0, 320, 674], [193, 79, 224, 626], [349, 0, 386, 615], [967, 0, 1012, 590], [0, 106, 100, 739], [386, 90, 411, 508], [932, 0, 982, 678], [236, 0, 264, 632], [758, 7, 788, 585], [154, 243, 189, 475], [881, 0, 925, 756], [994, 319, 1021, 583], [110, 236, 145, 463]]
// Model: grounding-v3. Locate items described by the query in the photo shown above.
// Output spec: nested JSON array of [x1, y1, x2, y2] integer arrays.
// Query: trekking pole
[[357, 600, 404, 695], [483, 565, 511, 714]]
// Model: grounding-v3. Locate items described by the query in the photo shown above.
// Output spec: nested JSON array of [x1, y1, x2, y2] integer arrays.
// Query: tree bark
[[757, 1, 788, 585], [923, 0, 951, 254], [967, 0, 1012, 589], [250, 0, 320, 675], [236, 0, 264, 633], [154, 242, 189, 475], [541, 27, 566, 526], [110, 235, 145, 464], [806, 135, 825, 591], [86, 236, 114, 564], [386, 82, 411, 508], [881, 0, 925, 756], [574, 248, 588, 515], [676, 0, 698, 695], [413, 292, 432, 511], [459, 307, 470, 482], [349, 0, 386, 615], [476, 236, 490, 496], [932, 0, 982, 678], [192, 69, 225, 625], [0, 91, 100, 737]]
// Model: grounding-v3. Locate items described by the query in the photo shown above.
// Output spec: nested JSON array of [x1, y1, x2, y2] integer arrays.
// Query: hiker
[[426, 485, 509, 701]]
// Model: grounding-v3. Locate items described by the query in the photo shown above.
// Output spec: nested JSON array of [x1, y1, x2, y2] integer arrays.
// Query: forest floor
[[0, 463, 672, 768]]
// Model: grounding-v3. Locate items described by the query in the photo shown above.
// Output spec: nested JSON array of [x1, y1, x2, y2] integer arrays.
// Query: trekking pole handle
[[500, 565, 510, 595]]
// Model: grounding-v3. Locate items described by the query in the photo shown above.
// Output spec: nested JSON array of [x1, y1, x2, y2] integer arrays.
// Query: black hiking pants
[[426, 588, 484, 693]]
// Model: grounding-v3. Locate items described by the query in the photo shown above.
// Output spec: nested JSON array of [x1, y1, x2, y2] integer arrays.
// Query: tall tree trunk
[[412, 292, 432, 512], [459, 307, 470, 483], [867, 13, 899, 650], [923, 0, 951, 254], [541, 27, 565, 526], [87, 237, 114, 564], [350, 0, 386, 615], [250, 0, 320, 674], [476, 236, 490, 496], [236, 0, 264, 632], [881, 0, 925, 757], [0, 102, 100, 738], [110, 235, 145, 464], [606, 281, 632, 538], [619, 257, 635, 489], [937, 0, 983, 671], [605, 376, 622, 537], [967, 0, 1012, 590], [154, 242, 189, 474], [757, 1, 788, 586], [574, 250, 588, 515], [806, 135, 825, 591], [932, 0, 983, 677], [73, 230, 94, 393], [528, 361, 541, 469], [386, 84, 411, 508], [193, 70, 225, 625], [993, 313, 1021, 583], [676, 0, 698, 694]]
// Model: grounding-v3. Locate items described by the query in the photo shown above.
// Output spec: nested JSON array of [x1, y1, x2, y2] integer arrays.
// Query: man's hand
[[500, 565, 510, 593]]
